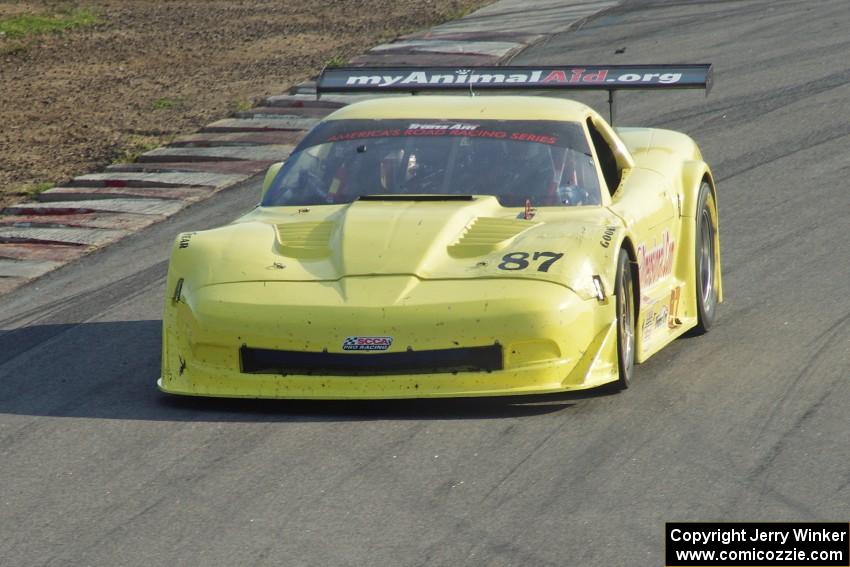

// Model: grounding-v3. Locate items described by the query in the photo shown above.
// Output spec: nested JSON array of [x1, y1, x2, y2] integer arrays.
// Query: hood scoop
[[275, 221, 335, 258], [448, 216, 539, 258]]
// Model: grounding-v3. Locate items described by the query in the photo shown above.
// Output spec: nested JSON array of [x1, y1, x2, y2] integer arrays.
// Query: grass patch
[[16, 182, 54, 197], [232, 98, 253, 112], [152, 98, 182, 110], [443, 5, 476, 20], [0, 7, 99, 39], [324, 55, 349, 68], [112, 135, 161, 164]]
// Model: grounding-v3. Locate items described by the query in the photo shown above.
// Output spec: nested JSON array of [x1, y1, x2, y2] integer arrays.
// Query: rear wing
[[317, 64, 713, 123]]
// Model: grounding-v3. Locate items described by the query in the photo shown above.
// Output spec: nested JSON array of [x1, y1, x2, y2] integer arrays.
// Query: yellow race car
[[159, 65, 721, 399]]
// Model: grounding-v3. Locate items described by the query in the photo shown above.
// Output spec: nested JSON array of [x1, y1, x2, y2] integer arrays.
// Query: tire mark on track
[[715, 124, 850, 183], [478, 417, 570, 505], [403, 410, 597, 567], [746, 310, 850, 487], [669, 433, 824, 520], [0, 261, 167, 367], [415, 519, 563, 567], [649, 69, 850, 132], [719, 37, 850, 78], [37, 423, 278, 566], [582, 0, 776, 46], [725, 205, 848, 274], [1, 260, 167, 328]]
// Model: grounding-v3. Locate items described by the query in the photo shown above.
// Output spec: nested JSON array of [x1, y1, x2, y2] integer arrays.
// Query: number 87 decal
[[498, 251, 564, 272]]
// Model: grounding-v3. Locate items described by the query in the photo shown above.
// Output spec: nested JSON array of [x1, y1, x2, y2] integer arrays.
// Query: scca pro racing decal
[[343, 336, 393, 351]]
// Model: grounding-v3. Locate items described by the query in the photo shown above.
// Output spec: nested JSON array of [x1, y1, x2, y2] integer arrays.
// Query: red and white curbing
[[0, 0, 617, 296], [0, 100, 336, 295], [137, 145, 294, 162]]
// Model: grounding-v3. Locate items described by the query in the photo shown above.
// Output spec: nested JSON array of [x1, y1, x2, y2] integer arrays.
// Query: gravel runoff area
[[0, 0, 493, 208]]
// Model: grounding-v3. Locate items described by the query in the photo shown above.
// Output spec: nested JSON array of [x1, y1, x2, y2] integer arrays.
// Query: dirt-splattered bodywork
[[159, 96, 721, 399]]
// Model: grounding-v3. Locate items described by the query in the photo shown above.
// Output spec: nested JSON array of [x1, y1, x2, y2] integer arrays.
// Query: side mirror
[[260, 162, 284, 202]]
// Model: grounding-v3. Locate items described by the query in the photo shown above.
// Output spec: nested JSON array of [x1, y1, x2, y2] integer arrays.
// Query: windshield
[[262, 119, 601, 207]]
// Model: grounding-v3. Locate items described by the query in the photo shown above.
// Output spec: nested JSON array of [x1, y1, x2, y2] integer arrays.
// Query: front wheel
[[615, 249, 636, 389], [691, 182, 720, 335]]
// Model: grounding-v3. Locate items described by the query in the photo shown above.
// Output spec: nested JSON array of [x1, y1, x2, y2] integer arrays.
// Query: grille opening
[[240, 344, 503, 376]]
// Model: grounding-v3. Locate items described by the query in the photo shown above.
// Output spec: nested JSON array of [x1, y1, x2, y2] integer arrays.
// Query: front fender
[[501, 218, 629, 302], [594, 223, 631, 300]]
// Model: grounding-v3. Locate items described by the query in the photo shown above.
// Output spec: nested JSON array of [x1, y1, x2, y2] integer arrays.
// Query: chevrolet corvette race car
[[158, 65, 722, 399]]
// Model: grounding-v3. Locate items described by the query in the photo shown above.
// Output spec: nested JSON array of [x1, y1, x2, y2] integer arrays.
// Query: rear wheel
[[691, 182, 719, 335], [615, 249, 636, 389]]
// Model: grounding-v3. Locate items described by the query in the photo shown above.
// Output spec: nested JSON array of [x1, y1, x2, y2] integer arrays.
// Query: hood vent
[[275, 221, 334, 258], [448, 216, 538, 257]]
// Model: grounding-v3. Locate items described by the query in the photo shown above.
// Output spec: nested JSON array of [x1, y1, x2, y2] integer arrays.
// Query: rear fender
[[681, 161, 716, 218], [679, 161, 722, 304]]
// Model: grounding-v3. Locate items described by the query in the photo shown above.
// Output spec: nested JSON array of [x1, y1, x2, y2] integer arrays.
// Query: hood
[[170, 196, 624, 300]]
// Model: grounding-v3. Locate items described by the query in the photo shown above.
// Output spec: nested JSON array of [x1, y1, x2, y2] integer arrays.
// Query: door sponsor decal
[[637, 231, 675, 288]]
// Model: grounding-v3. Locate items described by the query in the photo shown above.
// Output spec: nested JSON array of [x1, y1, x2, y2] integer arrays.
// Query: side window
[[586, 118, 621, 196]]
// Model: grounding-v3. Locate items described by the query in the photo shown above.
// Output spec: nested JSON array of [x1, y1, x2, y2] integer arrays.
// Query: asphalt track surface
[[2, 1, 849, 565]]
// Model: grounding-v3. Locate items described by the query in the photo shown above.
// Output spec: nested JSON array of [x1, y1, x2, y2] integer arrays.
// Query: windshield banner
[[318, 65, 713, 94], [295, 119, 588, 151]]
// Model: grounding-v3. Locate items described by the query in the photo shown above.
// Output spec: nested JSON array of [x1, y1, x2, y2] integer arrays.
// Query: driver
[[400, 141, 449, 194]]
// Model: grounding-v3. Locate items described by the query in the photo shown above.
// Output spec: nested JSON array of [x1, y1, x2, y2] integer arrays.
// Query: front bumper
[[159, 276, 619, 399]]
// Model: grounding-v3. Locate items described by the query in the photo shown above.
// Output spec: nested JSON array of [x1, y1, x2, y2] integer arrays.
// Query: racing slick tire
[[615, 249, 636, 389], [691, 182, 720, 335]]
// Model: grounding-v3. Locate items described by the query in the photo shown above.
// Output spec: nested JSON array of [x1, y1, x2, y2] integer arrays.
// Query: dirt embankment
[[0, 0, 491, 207]]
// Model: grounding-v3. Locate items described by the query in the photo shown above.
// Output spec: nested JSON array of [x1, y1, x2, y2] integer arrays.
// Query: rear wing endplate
[[317, 64, 713, 123]]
